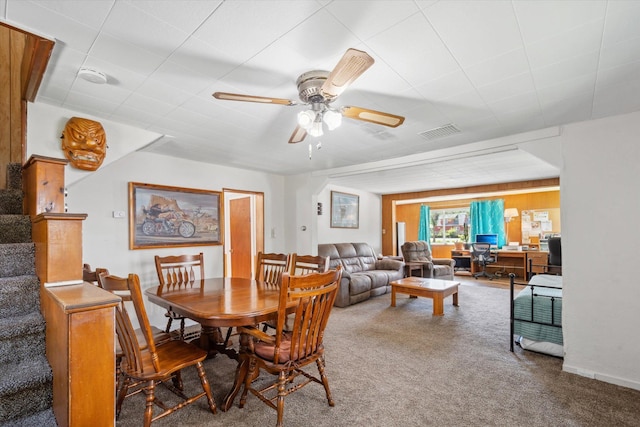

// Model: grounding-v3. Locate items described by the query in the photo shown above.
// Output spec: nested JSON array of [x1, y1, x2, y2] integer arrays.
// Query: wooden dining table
[[145, 277, 286, 411]]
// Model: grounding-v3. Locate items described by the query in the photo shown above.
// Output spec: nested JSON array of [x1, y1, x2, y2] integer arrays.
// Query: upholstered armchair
[[401, 241, 455, 280]]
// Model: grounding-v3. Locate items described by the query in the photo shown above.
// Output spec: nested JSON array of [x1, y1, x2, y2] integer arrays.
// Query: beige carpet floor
[[116, 276, 640, 426]]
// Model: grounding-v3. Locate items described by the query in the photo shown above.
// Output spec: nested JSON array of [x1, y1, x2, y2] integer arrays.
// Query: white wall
[[27, 103, 287, 327], [26, 102, 162, 186], [316, 184, 382, 254], [560, 111, 640, 390]]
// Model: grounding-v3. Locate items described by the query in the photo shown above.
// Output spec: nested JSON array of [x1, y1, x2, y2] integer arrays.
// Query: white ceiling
[[3, 0, 640, 194]]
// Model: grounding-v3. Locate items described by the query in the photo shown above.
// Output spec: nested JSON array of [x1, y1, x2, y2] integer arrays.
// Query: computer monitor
[[475, 233, 498, 249]]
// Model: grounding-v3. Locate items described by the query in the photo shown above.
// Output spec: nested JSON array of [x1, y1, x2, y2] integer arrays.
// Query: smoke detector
[[77, 67, 107, 84]]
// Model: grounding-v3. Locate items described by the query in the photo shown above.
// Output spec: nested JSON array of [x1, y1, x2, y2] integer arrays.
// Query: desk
[[451, 250, 548, 279], [146, 277, 285, 411]]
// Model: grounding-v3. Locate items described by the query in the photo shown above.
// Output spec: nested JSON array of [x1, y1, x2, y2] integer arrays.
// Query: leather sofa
[[318, 242, 405, 307], [401, 241, 456, 280]]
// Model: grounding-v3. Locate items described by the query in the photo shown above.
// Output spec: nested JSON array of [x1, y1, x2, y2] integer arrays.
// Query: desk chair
[[238, 267, 342, 427], [547, 236, 562, 275], [471, 243, 496, 280], [154, 253, 204, 340], [113, 273, 216, 425]]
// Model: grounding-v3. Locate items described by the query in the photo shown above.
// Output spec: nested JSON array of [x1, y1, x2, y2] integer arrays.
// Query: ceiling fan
[[213, 48, 405, 144]]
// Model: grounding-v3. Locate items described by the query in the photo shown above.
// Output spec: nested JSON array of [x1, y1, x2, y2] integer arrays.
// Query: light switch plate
[[112, 210, 125, 218]]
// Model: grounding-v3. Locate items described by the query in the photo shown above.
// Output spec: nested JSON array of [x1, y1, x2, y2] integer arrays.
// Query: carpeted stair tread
[[0, 189, 23, 215], [0, 215, 31, 244], [0, 243, 35, 277], [0, 163, 54, 424], [0, 356, 53, 423], [0, 311, 46, 340], [6, 163, 22, 190], [0, 275, 40, 317], [0, 355, 52, 395], [1, 407, 57, 427], [0, 311, 46, 366]]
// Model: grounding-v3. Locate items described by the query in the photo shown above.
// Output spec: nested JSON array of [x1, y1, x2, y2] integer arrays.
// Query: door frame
[[222, 188, 264, 278]]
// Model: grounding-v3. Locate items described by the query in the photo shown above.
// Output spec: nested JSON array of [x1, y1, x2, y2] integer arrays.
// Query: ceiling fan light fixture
[[323, 109, 342, 130], [308, 120, 324, 137], [297, 110, 316, 129]]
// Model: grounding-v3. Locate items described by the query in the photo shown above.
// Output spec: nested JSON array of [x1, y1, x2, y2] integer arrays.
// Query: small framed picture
[[128, 182, 222, 249], [330, 191, 359, 229]]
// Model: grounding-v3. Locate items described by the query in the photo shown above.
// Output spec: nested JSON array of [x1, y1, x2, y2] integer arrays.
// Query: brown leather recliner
[[401, 241, 456, 280]]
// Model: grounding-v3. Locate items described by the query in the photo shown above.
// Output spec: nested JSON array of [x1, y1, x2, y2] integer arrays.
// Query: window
[[430, 208, 469, 244]]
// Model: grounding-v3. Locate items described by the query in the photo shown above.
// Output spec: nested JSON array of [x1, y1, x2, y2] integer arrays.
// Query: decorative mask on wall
[[60, 117, 107, 171]]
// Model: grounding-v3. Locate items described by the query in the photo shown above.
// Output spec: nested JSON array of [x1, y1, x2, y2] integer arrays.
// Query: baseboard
[[563, 363, 640, 391]]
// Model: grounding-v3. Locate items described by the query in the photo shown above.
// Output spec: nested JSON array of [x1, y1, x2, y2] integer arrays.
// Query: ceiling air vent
[[418, 124, 460, 140]]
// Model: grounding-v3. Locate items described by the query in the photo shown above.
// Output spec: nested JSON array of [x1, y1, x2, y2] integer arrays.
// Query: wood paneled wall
[[0, 22, 53, 188], [0, 24, 25, 188], [382, 178, 560, 256]]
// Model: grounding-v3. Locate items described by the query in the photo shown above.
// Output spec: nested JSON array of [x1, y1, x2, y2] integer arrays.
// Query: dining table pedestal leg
[[198, 325, 225, 357], [221, 332, 251, 411]]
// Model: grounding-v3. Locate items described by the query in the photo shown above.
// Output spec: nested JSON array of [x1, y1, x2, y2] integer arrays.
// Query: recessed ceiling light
[[77, 67, 107, 84]]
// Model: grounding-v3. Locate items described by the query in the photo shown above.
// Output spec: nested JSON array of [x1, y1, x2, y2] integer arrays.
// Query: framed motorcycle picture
[[128, 182, 222, 249]]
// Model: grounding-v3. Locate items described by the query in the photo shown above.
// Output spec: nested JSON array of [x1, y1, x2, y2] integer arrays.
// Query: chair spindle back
[[289, 254, 329, 276], [273, 267, 341, 364], [154, 253, 204, 287], [255, 252, 289, 288]]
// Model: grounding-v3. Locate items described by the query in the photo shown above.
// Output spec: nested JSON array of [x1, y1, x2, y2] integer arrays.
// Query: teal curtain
[[469, 199, 505, 247], [418, 205, 430, 248]]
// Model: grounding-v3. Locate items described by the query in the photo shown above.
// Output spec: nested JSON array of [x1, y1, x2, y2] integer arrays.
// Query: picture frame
[[128, 182, 222, 250], [330, 191, 359, 229]]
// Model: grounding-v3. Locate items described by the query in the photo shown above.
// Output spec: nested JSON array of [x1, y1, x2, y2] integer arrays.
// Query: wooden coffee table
[[390, 277, 459, 316]]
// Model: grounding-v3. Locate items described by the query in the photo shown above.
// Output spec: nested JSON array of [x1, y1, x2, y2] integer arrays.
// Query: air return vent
[[418, 124, 461, 140]]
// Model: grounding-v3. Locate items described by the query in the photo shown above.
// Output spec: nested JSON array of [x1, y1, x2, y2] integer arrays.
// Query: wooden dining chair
[[238, 267, 342, 427], [82, 263, 98, 283], [261, 253, 330, 333], [96, 270, 172, 395], [288, 253, 330, 276], [255, 252, 290, 332], [94, 267, 170, 345], [154, 253, 205, 340], [113, 273, 217, 426], [255, 252, 290, 288]]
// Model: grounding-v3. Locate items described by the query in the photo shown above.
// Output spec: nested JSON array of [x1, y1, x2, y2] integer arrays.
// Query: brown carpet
[[116, 276, 640, 426]]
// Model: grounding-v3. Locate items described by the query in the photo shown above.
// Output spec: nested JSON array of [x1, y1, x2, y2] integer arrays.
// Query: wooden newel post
[[23, 154, 118, 426], [31, 212, 87, 288], [22, 155, 68, 216]]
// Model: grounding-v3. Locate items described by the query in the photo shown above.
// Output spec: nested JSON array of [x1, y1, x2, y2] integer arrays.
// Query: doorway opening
[[223, 189, 264, 279]]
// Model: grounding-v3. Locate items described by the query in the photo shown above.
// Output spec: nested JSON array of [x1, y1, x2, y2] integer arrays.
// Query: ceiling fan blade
[[288, 126, 307, 144], [213, 92, 296, 106], [341, 106, 405, 128], [321, 48, 374, 100]]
